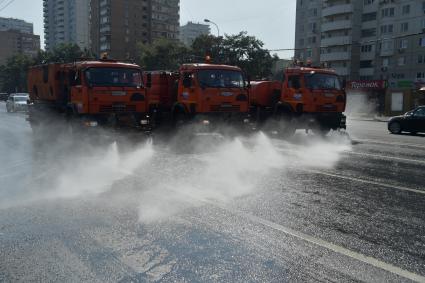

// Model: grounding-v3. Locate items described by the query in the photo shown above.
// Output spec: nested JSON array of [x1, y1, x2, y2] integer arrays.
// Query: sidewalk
[[347, 114, 390, 122]]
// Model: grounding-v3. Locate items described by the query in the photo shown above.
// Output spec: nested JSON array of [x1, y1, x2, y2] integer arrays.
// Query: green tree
[[0, 43, 91, 93], [136, 39, 191, 70], [0, 54, 33, 93], [192, 32, 278, 79]]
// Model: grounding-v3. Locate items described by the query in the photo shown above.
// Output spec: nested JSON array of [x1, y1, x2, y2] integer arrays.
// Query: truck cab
[[28, 60, 158, 130], [250, 65, 347, 136], [147, 63, 250, 128]]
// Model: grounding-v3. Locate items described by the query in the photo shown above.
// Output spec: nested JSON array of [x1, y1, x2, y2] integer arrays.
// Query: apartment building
[[179, 21, 210, 46], [295, 0, 425, 115], [43, 0, 90, 51], [151, 0, 180, 42], [0, 17, 33, 34], [90, 0, 179, 60], [0, 30, 40, 65]]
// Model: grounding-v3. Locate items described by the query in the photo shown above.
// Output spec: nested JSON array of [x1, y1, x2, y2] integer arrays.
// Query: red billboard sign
[[347, 80, 387, 90]]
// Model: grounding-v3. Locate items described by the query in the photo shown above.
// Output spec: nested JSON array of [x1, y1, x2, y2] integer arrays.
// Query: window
[[420, 38, 425, 47], [364, 0, 375, 5], [419, 55, 423, 64], [414, 108, 425, 117], [383, 58, 390, 67], [288, 76, 301, 89], [380, 24, 393, 34], [381, 7, 395, 18], [360, 60, 373, 68], [417, 72, 425, 79], [362, 12, 377, 22], [399, 39, 408, 49], [398, 56, 406, 66], [402, 5, 410, 15], [400, 22, 408, 33], [362, 28, 376, 37], [361, 45, 373, 52]]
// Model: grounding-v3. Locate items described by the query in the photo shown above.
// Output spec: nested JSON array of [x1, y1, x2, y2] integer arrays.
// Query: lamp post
[[204, 19, 220, 37]]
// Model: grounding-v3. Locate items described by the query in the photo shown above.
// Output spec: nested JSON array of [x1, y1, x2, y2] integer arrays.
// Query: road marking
[[130, 173, 425, 282], [300, 168, 425, 195], [353, 139, 425, 150], [345, 151, 425, 165], [213, 204, 425, 283]]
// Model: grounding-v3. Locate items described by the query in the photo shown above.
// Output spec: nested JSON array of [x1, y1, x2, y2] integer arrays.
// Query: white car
[[6, 93, 29, 113]]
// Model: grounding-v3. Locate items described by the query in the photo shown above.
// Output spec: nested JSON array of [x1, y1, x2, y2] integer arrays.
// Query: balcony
[[320, 51, 351, 61], [322, 4, 353, 17], [321, 20, 352, 32], [321, 36, 351, 47], [332, 67, 350, 76]]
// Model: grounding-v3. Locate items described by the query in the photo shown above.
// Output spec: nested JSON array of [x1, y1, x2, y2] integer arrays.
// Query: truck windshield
[[197, 70, 245, 88], [85, 68, 142, 87], [305, 73, 342, 90]]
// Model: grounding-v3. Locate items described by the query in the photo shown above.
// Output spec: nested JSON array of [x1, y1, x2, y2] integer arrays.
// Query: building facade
[[0, 30, 40, 65], [43, 0, 90, 51], [179, 21, 210, 46], [0, 17, 33, 34], [295, 0, 425, 115], [151, 0, 180, 42], [90, 0, 180, 60]]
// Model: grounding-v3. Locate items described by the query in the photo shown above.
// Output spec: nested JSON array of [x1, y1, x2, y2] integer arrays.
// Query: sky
[[0, 0, 296, 59]]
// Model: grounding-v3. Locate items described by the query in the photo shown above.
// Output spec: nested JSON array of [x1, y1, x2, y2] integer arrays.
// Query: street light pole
[[204, 19, 220, 37]]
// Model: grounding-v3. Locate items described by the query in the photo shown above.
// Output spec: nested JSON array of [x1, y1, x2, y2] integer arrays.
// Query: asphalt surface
[[0, 102, 424, 283]]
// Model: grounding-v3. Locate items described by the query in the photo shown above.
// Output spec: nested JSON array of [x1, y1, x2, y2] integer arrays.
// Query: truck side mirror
[[146, 73, 152, 88], [183, 73, 192, 88]]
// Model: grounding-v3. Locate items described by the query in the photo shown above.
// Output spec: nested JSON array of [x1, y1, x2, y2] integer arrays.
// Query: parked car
[[6, 93, 29, 113], [0, 93, 9, 101], [388, 106, 425, 135]]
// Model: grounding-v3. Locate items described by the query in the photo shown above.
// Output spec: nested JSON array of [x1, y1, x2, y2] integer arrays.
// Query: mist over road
[[0, 102, 424, 282]]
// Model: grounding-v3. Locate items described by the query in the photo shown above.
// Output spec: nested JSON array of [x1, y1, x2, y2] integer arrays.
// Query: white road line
[[345, 151, 425, 165], [300, 168, 425, 195], [130, 174, 425, 282], [213, 204, 425, 283], [353, 139, 425, 150]]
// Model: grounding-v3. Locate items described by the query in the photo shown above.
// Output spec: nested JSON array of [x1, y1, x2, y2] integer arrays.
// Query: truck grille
[[210, 105, 241, 112], [99, 105, 137, 113]]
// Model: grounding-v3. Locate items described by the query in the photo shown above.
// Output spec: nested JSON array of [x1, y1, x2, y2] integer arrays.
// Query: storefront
[[385, 80, 425, 116], [346, 80, 387, 116]]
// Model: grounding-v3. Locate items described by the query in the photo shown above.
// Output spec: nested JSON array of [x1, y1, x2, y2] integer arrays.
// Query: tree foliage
[[0, 43, 93, 93], [137, 32, 278, 79], [136, 39, 191, 71]]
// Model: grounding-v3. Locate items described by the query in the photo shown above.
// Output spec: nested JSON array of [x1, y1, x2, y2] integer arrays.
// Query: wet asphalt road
[[0, 102, 424, 283]]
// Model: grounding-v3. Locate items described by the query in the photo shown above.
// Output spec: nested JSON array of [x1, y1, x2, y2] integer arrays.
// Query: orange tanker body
[[145, 63, 250, 129], [250, 64, 347, 136], [27, 59, 158, 130]]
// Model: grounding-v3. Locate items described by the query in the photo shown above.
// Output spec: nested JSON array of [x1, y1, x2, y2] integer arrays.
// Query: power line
[[0, 0, 16, 12]]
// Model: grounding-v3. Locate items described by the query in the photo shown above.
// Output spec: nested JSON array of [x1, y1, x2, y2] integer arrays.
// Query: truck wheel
[[388, 122, 402, 134]]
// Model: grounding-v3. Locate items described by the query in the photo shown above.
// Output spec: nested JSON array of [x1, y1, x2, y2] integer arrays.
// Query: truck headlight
[[140, 120, 149, 125]]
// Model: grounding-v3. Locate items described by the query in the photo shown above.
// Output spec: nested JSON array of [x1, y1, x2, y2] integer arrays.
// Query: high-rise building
[[90, 0, 151, 60], [150, 0, 180, 42], [0, 17, 33, 34], [295, 0, 425, 115], [90, 0, 180, 60], [43, 0, 90, 51], [179, 21, 210, 46], [0, 30, 40, 65]]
